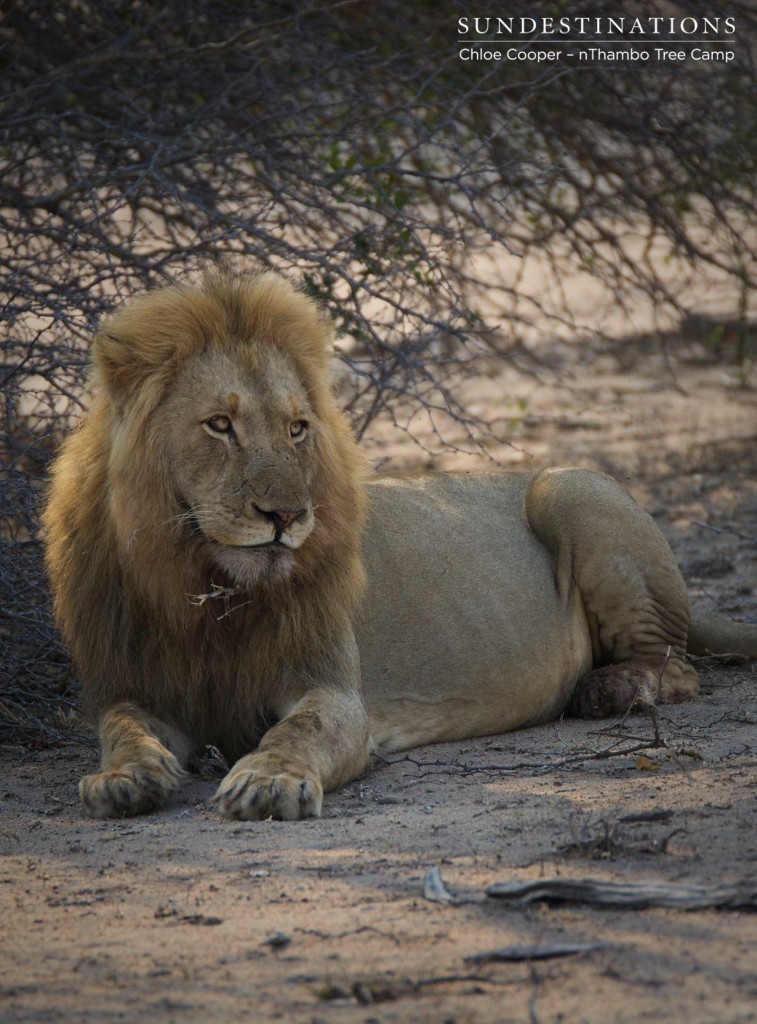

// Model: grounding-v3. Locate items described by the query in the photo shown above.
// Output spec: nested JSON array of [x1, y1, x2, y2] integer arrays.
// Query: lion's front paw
[[80, 751, 184, 818], [214, 766, 322, 821]]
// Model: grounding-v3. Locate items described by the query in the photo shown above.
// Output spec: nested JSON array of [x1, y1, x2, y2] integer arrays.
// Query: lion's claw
[[80, 753, 184, 818], [214, 767, 322, 821]]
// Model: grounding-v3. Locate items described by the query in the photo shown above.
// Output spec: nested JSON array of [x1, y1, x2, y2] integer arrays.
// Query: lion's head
[[100, 269, 367, 594]]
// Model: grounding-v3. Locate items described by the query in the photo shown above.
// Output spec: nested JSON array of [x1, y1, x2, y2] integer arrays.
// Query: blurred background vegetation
[[1, 0, 755, 742]]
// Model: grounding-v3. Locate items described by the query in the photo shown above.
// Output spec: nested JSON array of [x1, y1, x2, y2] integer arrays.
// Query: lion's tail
[[688, 613, 757, 658]]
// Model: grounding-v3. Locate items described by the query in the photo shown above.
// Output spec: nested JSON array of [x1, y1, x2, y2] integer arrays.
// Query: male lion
[[44, 270, 757, 820]]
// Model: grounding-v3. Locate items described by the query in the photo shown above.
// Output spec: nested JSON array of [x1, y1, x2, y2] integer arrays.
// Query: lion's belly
[[357, 473, 592, 752]]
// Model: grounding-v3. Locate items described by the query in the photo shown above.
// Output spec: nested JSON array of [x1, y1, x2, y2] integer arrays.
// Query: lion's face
[[154, 342, 317, 587]]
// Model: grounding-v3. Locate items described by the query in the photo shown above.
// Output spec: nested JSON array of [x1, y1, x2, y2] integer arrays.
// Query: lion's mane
[[43, 270, 366, 759]]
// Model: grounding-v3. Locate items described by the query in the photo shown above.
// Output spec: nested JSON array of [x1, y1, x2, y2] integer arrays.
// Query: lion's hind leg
[[525, 467, 700, 719], [80, 702, 190, 818]]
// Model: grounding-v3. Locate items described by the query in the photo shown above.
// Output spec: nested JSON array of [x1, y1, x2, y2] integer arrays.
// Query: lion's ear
[[92, 325, 177, 412], [93, 329, 144, 402], [92, 286, 207, 410]]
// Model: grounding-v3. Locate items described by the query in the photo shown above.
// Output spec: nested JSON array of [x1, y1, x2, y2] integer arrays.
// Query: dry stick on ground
[[528, 964, 541, 1024], [466, 943, 612, 965], [379, 735, 673, 778], [373, 733, 672, 780], [692, 521, 757, 543], [297, 926, 403, 946], [317, 973, 505, 1005], [486, 877, 757, 911]]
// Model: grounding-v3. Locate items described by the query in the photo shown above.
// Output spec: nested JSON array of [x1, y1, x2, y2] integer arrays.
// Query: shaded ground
[[1, 334, 756, 1024]]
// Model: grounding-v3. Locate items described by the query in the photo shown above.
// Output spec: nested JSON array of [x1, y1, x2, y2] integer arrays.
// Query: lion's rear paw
[[567, 657, 699, 719], [80, 753, 184, 818], [214, 766, 322, 821]]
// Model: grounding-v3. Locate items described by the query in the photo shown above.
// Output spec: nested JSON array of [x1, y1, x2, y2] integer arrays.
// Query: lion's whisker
[[159, 505, 225, 532]]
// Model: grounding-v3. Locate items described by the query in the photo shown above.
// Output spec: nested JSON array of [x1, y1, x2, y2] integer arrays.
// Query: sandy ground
[[2, 335, 756, 1024]]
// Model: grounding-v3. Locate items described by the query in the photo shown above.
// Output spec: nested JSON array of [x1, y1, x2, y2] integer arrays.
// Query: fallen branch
[[691, 521, 757, 543], [422, 866, 455, 904], [466, 942, 612, 964], [378, 736, 671, 781], [486, 877, 757, 911]]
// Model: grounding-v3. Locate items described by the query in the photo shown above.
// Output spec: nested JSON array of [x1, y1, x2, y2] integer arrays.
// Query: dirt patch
[[1, 342, 755, 1024]]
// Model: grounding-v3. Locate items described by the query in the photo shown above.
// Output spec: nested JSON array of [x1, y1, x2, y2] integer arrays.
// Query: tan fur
[[44, 270, 757, 821]]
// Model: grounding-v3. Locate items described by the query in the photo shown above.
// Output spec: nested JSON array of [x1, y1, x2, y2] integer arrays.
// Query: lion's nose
[[256, 506, 306, 533]]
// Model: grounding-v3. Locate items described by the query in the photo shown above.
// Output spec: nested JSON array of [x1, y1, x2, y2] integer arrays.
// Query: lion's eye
[[205, 415, 233, 435], [290, 419, 308, 440]]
